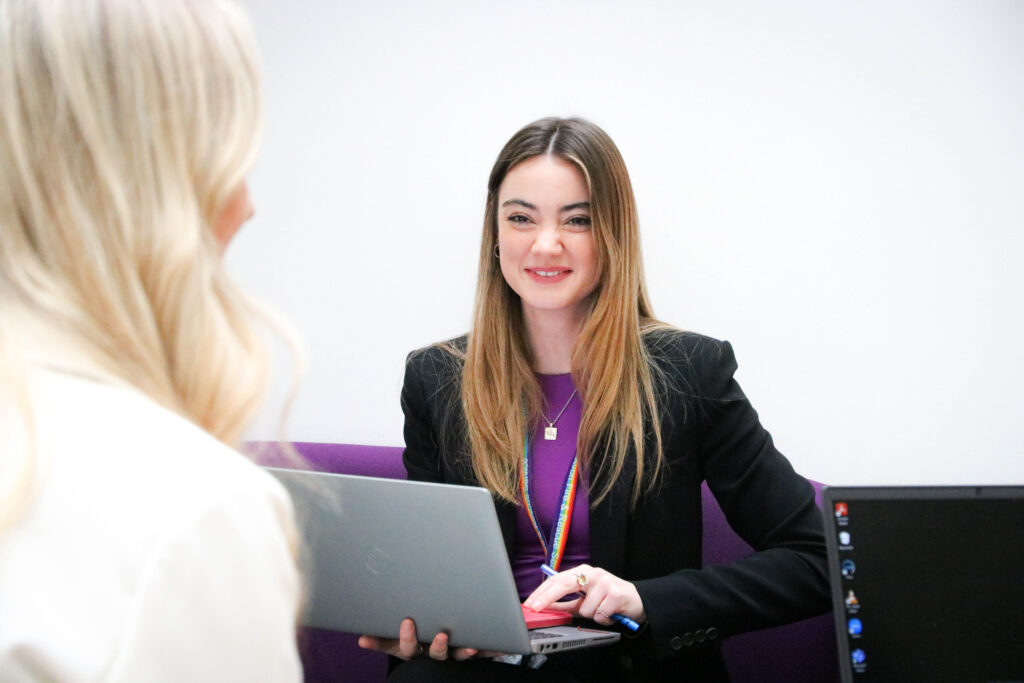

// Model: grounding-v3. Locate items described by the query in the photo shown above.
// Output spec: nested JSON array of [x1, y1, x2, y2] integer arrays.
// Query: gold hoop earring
[[494, 242, 500, 259]]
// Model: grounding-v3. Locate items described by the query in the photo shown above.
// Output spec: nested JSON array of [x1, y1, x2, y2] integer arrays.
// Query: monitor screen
[[823, 486, 1024, 682]]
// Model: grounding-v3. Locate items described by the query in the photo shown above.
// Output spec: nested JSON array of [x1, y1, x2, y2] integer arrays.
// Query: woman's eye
[[566, 215, 592, 230], [507, 214, 530, 225]]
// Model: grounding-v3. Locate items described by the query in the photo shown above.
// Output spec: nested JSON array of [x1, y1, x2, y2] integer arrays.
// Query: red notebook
[[521, 604, 573, 629]]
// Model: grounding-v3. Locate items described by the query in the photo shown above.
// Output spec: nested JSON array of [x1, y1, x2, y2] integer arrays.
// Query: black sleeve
[[635, 338, 830, 659], [400, 349, 446, 484]]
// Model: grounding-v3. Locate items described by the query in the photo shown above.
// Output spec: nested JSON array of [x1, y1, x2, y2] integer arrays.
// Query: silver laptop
[[822, 485, 1024, 682], [266, 467, 620, 655]]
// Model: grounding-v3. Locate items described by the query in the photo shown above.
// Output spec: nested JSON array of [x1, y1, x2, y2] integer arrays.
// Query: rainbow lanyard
[[519, 435, 579, 571]]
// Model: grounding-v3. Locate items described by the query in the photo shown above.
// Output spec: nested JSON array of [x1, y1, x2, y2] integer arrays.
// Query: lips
[[526, 268, 571, 283]]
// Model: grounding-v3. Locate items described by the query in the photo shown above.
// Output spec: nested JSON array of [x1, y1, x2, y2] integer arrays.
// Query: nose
[[531, 222, 563, 256]]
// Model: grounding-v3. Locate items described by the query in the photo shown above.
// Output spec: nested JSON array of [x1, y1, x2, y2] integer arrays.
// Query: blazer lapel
[[495, 498, 518, 561], [587, 448, 636, 577]]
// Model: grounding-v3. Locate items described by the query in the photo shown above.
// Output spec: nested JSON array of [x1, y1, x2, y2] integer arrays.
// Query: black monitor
[[822, 485, 1024, 682]]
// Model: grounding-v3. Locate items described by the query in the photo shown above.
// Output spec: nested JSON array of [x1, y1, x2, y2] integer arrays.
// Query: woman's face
[[212, 181, 254, 250], [496, 155, 600, 324]]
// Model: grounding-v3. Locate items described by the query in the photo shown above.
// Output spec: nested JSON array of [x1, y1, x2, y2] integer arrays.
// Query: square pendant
[[544, 427, 558, 441]]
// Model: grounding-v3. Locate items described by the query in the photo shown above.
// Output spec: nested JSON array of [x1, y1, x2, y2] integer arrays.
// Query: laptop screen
[[822, 486, 1024, 682]]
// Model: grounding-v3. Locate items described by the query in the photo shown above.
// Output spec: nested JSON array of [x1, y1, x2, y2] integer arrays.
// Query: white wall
[[230, 0, 1024, 487]]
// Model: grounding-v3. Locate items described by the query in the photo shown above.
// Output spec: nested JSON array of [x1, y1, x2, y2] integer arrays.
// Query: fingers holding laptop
[[357, 618, 498, 661], [526, 564, 647, 629], [356, 618, 437, 660]]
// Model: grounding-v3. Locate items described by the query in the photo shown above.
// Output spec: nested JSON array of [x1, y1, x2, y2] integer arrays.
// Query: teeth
[[536, 270, 561, 277]]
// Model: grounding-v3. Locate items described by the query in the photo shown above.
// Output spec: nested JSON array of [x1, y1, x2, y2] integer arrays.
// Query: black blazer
[[400, 329, 830, 681]]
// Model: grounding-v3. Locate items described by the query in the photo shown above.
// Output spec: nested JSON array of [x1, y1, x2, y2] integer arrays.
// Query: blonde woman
[[366, 118, 829, 681], [0, 0, 301, 679]]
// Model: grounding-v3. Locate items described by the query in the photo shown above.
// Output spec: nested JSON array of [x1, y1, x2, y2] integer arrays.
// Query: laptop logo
[[365, 547, 392, 575]]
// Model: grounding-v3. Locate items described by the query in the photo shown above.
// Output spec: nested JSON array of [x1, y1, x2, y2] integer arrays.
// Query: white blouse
[[0, 369, 302, 682]]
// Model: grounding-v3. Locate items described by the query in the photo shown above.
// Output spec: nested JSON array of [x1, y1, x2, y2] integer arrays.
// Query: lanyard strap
[[519, 435, 579, 571]]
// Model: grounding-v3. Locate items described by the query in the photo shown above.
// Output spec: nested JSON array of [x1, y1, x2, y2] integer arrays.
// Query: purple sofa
[[254, 442, 838, 682]]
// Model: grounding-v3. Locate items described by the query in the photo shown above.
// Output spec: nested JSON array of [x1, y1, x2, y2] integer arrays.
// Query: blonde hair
[[457, 117, 667, 507], [0, 0, 282, 530]]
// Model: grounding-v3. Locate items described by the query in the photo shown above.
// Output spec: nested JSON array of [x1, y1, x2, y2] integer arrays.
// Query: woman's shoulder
[[31, 368, 291, 520], [404, 335, 467, 377], [642, 325, 739, 397], [642, 325, 731, 365], [3, 369, 299, 681], [31, 367, 295, 552]]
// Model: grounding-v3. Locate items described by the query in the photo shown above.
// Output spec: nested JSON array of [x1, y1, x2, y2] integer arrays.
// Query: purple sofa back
[[254, 442, 837, 683], [702, 481, 838, 682]]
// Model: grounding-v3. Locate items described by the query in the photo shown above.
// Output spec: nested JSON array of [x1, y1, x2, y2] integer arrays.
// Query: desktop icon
[[841, 559, 856, 579], [851, 648, 866, 668], [848, 618, 863, 637], [835, 502, 849, 518], [845, 589, 859, 607], [839, 531, 852, 547]]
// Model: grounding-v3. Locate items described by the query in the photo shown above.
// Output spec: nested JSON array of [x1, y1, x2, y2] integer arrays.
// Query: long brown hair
[[453, 117, 666, 506]]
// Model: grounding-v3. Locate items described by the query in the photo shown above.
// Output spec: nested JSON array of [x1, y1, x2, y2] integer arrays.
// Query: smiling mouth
[[531, 269, 570, 277]]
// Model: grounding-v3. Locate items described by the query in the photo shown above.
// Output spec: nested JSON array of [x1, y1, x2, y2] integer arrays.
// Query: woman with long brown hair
[[364, 117, 829, 681]]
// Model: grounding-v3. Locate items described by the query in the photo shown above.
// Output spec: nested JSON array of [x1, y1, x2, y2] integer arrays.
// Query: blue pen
[[539, 564, 641, 632]]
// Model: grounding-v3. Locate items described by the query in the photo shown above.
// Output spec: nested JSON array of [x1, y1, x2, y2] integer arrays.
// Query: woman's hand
[[525, 564, 647, 627], [357, 618, 491, 661]]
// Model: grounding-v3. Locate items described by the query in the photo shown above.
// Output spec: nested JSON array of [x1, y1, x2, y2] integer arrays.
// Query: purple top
[[512, 373, 591, 599]]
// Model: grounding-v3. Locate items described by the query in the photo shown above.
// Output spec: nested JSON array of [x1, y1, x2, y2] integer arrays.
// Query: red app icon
[[835, 502, 849, 518]]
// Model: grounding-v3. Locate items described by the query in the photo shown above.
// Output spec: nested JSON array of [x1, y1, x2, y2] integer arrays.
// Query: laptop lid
[[266, 468, 619, 655], [822, 485, 1024, 682]]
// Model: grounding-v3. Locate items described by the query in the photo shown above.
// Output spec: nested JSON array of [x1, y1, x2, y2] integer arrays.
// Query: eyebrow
[[500, 199, 591, 212], [501, 199, 536, 210]]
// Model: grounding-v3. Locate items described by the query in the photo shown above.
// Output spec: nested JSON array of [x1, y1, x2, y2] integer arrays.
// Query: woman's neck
[[523, 306, 585, 374]]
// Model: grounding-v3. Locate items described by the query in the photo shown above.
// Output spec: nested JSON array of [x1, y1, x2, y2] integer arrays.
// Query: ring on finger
[[575, 572, 588, 591]]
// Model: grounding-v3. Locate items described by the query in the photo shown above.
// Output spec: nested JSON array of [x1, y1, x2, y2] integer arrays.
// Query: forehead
[[498, 155, 589, 205]]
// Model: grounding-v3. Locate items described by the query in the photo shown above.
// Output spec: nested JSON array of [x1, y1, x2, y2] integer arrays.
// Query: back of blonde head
[[0, 0, 274, 528]]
